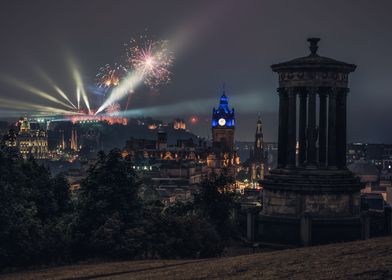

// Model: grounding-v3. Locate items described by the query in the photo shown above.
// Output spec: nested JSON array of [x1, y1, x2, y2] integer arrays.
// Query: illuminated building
[[173, 118, 186, 130], [124, 132, 204, 164], [124, 131, 207, 206], [212, 89, 235, 151], [16, 116, 48, 159], [67, 109, 128, 125], [148, 123, 158, 130], [208, 87, 239, 175], [4, 128, 17, 147], [348, 160, 379, 193], [156, 130, 168, 150], [70, 127, 78, 151], [59, 129, 66, 150]]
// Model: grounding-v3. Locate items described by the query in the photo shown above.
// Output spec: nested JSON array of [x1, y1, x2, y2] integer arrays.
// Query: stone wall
[[263, 189, 361, 218]]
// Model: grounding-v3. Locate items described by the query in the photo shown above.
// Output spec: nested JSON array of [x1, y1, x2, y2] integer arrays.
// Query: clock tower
[[212, 87, 235, 151]]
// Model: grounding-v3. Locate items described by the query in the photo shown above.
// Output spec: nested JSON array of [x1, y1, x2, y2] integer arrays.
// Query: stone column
[[287, 88, 297, 168], [361, 211, 370, 240], [318, 91, 327, 166], [306, 88, 317, 166], [247, 211, 255, 242], [328, 88, 338, 168], [336, 88, 348, 169], [385, 207, 392, 235], [300, 214, 312, 246], [277, 88, 289, 168], [298, 89, 307, 166]]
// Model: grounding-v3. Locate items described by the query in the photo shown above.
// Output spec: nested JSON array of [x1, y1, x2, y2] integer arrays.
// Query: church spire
[[256, 114, 262, 135], [254, 115, 264, 159]]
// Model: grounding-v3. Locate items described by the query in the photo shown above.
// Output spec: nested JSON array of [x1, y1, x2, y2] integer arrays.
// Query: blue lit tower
[[212, 87, 235, 151]]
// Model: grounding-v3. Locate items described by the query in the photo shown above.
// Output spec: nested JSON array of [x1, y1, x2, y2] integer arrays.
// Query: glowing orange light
[[190, 116, 198, 124]]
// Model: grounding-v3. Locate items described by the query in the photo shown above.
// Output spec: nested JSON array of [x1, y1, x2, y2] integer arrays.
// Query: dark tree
[[73, 149, 143, 258], [140, 201, 222, 259], [0, 148, 72, 268], [195, 171, 236, 240]]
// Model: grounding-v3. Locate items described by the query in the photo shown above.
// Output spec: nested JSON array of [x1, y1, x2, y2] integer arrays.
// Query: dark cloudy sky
[[0, 0, 391, 142]]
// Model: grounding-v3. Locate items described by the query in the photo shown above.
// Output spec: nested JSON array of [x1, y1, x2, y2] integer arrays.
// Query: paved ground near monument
[[3, 236, 392, 280]]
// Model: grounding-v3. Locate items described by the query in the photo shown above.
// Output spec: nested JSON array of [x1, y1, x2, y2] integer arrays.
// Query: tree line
[[0, 144, 237, 270]]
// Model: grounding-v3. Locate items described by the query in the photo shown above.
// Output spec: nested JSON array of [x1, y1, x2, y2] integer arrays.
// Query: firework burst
[[126, 35, 174, 88], [105, 102, 121, 115], [96, 63, 128, 89]]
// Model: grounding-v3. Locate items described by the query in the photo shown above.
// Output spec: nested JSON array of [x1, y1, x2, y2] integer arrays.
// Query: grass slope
[[2, 236, 392, 280]]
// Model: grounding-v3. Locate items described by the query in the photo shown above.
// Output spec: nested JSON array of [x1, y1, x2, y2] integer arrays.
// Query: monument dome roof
[[271, 38, 356, 73]]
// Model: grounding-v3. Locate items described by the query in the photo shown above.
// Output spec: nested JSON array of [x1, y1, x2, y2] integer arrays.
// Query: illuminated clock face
[[218, 118, 226, 126]]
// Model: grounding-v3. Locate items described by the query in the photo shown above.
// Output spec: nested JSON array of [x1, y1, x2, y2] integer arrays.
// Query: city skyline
[[0, 0, 392, 142], [2, 1, 392, 278]]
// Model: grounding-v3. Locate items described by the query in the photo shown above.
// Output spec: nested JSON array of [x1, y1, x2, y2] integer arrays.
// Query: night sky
[[0, 0, 391, 142]]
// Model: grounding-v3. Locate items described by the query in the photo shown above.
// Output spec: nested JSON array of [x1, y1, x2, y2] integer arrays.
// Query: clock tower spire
[[211, 86, 235, 151]]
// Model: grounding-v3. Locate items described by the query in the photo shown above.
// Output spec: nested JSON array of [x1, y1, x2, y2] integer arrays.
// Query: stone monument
[[261, 38, 363, 245]]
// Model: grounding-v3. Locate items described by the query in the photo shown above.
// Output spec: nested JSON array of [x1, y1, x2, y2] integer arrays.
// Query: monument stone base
[[260, 168, 363, 245]]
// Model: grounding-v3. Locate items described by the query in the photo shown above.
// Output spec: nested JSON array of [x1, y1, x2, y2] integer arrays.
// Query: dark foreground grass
[[2, 236, 392, 280]]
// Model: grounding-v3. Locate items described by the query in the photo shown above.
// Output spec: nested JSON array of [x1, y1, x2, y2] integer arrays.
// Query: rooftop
[[348, 160, 379, 176]]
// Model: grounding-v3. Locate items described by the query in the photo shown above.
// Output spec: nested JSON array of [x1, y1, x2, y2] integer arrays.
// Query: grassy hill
[[2, 236, 392, 280]]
